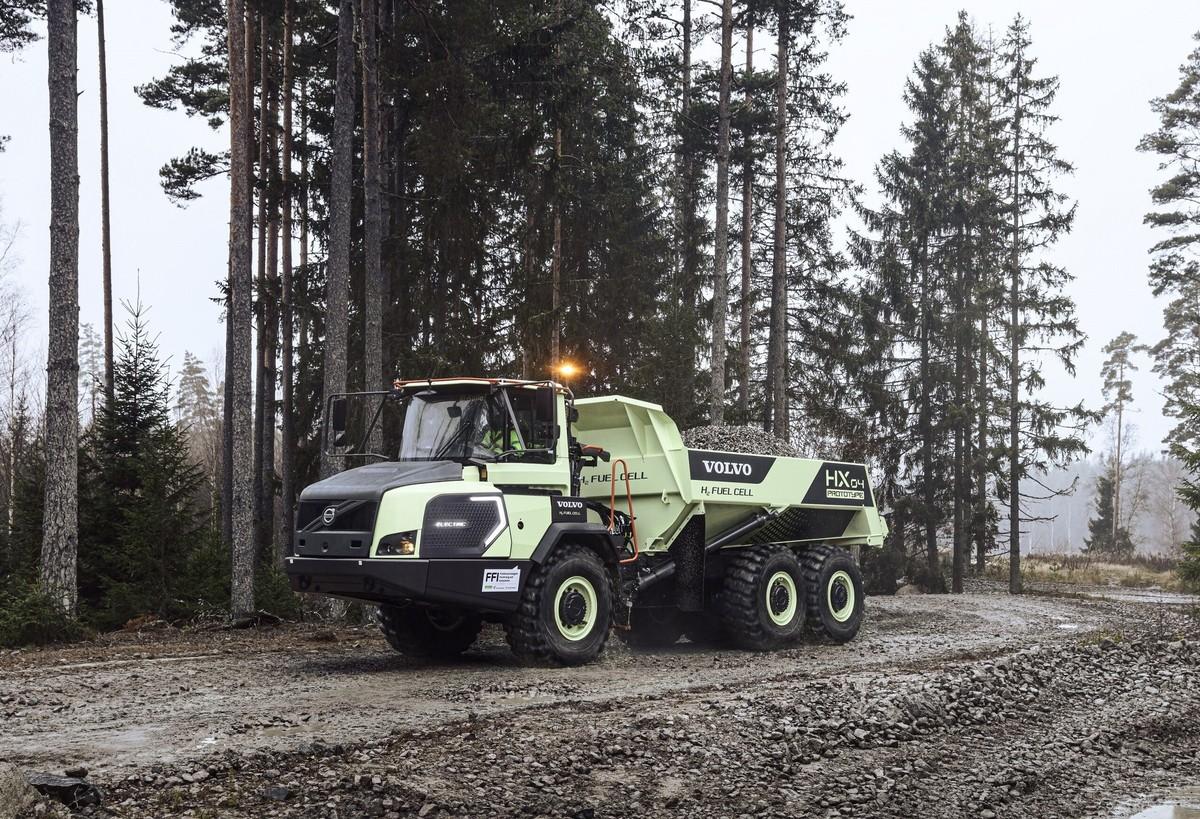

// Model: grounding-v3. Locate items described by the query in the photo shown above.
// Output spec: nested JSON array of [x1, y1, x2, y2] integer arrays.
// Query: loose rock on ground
[[3, 586, 1197, 817]]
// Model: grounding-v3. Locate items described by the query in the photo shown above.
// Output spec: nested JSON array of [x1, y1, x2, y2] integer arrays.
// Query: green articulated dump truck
[[285, 377, 887, 665]]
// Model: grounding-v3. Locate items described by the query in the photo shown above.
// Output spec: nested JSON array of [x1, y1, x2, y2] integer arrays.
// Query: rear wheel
[[507, 543, 613, 665], [719, 545, 807, 650], [377, 603, 483, 658], [801, 545, 864, 643]]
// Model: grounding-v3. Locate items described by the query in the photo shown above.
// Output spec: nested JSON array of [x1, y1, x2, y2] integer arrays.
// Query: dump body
[[573, 395, 886, 553]]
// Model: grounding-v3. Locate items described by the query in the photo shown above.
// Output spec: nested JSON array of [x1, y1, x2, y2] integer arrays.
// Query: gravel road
[[2, 586, 1197, 817]]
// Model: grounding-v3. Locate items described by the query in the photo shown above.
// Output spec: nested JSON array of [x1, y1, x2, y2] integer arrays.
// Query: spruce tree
[[78, 305, 213, 628], [1140, 31, 1200, 448], [176, 351, 222, 515], [854, 14, 1084, 592], [854, 43, 955, 590], [996, 15, 1088, 593], [1, 397, 40, 588], [1083, 472, 1135, 560], [1171, 398, 1200, 585]]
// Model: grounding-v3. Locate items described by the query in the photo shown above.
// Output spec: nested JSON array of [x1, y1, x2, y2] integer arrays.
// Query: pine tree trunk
[[709, 0, 733, 425], [43, 0, 80, 615], [1008, 50, 1023, 595], [738, 21, 753, 424], [520, 130, 537, 379], [320, 0, 355, 479], [952, 358, 964, 590], [6, 341, 16, 538], [252, 13, 268, 549], [262, 31, 279, 558], [362, 0, 383, 421], [975, 265, 988, 572], [222, 292, 234, 549], [278, 0, 295, 560], [228, 0, 256, 617], [675, 0, 697, 412], [551, 129, 562, 366], [97, 0, 114, 404], [919, 236, 938, 590], [378, 0, 393, 388], [768, 6, 788, 440], [951, 229, 965, 594], [297, 79, 309, 415], [1114, 372, 1123, 536], [393, 105, 411, 381], [548, 0, 564, 368]]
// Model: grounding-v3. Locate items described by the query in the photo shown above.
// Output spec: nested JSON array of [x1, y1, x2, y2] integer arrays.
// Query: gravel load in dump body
[[681, 424, 804, 458]]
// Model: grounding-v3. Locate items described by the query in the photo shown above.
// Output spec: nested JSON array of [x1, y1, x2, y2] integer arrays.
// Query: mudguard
[[530, 522, 625, 566]]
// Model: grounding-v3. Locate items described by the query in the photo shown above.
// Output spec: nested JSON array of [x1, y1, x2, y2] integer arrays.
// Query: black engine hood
[[300, 461, 463, 503]]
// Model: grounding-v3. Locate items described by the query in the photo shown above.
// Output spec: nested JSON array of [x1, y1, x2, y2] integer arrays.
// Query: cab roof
[[392, 376, 568, 393]]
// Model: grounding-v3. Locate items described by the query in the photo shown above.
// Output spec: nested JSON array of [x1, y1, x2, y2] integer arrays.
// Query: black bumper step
[[284, 556, 530, 612]]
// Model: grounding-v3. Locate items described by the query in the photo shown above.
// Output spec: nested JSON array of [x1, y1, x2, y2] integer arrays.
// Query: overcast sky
[[0, 1, 1195, 453]]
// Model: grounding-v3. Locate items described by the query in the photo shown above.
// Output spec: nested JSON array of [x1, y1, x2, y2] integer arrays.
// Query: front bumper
[[284, 556, 529, 612]]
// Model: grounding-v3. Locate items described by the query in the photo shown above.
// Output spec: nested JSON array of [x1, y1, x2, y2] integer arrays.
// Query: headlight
[[378, 531, 417, 556]]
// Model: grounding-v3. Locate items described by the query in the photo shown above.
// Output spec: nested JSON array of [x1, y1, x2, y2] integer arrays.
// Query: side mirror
[[330, 396, 348, 439], [534, 386, 556, 424]]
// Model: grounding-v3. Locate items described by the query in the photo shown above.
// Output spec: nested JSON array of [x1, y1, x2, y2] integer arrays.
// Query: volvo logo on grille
[[322, 506, 338, 526]]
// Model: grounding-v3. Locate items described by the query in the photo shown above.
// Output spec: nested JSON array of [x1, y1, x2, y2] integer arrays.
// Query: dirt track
[[2, 586, 1198, 817]]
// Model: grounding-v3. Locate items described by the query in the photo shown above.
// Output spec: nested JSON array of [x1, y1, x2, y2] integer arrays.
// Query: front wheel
[[801, 545, 865, 643], [507, 543, 613, 665], [377, 603, 483, 658]]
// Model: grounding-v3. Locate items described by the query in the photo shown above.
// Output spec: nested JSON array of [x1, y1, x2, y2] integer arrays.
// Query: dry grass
[[993, 552, 1185, 592]]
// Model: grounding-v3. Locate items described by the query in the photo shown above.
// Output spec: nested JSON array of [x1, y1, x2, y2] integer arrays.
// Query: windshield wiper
[[432, 424, 470, 461]]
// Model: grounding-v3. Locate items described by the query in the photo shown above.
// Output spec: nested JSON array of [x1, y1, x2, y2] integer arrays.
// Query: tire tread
[[505, 542, 614, 665], [720, 544, 801, 650]]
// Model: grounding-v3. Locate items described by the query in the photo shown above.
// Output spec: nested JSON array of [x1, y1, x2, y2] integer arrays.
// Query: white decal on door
[[482, 566, 521, 593]]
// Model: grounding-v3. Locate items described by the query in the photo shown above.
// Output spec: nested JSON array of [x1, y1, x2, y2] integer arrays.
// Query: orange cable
[[608, 458, 640, 564]]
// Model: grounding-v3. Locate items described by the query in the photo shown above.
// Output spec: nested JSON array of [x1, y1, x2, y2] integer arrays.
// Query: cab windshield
[[396, 388, 555, 463]]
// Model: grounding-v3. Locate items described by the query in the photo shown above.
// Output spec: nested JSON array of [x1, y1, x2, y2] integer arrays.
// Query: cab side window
[[509, 389, 556, 460]]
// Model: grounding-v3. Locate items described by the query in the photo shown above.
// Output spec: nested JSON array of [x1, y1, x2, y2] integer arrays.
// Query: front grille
[[298, 500, 378, 533], [420, 494, 506, 557]]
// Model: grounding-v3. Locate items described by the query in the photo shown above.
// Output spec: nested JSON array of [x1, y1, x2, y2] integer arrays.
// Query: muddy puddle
[[1126, 788, 1200, 818]]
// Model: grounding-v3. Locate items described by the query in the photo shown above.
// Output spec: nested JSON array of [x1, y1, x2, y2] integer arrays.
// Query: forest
[[2, 0, 1200, 638]]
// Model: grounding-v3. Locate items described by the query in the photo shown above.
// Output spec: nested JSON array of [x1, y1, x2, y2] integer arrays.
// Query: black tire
[[801, 545, 865, 643], [506, 543, 613, 665], [719, 544, 807, 650], [377, 603, 483, 658], [625, 606, 684, 648]]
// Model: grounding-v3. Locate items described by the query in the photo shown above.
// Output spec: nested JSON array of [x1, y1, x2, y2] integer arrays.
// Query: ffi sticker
[[482, 566, 521, 593]]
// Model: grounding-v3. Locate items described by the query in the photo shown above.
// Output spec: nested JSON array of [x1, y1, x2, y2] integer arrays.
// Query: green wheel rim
[[553, 575, 598, 641], [827, 570, 855, 623], [765, 570, 798, 626]]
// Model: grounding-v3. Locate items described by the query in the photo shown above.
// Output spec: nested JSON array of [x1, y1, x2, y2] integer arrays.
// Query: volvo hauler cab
[[284, 377, 886, 665]]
